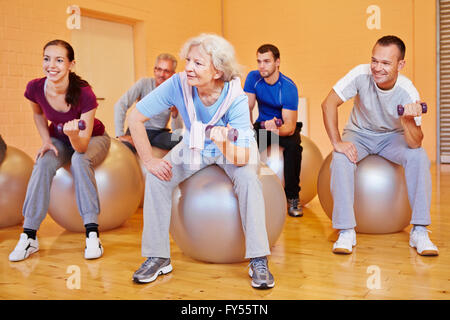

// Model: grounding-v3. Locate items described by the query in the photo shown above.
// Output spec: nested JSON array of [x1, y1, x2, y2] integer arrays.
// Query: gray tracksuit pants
[[141, 141, 271, 259], [330, 130, 432, 230], [22, 134, 111, 230]]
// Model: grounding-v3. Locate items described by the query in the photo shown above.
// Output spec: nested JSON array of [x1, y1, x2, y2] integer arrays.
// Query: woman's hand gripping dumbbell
[[206, 124, 239, 142], [57, 119, 86, 135]]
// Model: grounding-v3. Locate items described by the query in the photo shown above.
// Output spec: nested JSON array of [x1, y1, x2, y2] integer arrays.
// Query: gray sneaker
[[248, 256, 275, 289], [132, 257, 172, 284], [288, 198, 303, 217]]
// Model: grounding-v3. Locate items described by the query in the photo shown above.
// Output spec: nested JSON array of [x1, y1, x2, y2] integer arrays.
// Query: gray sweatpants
[[22, 134, 111, 230], [330, 130, 432, 230], [141, 142, 271, 259]]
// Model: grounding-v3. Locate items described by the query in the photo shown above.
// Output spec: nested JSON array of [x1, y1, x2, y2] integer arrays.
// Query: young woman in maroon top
[[9, 40, 110, 262]]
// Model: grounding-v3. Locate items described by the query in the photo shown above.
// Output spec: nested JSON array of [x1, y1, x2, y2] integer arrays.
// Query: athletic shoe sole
[[84, 246, 104, 260], [133, 264, 173, 284], [332, 247, 353, 254], [332, 240, 356, 255], [409, 241, 439, 256], [9, 246, 39, 262], [288, 212, 303, 217]]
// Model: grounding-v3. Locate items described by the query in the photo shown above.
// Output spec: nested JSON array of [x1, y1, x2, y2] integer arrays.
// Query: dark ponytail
[[67, 71, 89, 107], [43, 39, 90, 107], [0, 134, 6, 165]]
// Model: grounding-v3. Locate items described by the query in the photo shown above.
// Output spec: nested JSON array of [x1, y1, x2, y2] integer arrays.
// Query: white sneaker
[[9, 233, 39, 262], [409, 227, 439, 256], [332, 229, 356, 254], [84, 232, 103, 260]]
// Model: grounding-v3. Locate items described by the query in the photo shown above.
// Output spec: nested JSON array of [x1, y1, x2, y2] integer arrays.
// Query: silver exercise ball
[[48, 138, 144, 232], [317, 153, 411, 234], [260, 135, 323, 206], [170, 163, 286, 263], [0, 146, 34, 228]]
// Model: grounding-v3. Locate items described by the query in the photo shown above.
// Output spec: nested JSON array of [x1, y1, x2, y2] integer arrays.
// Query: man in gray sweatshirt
[[114, 53, 183, 152]]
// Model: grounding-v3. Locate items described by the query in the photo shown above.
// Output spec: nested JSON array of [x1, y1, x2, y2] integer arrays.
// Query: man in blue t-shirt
[[244, 44, 303, 217]]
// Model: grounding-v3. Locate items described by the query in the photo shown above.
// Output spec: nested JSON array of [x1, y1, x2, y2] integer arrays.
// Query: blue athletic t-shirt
[[243, 70, 299, 122], [136, 73, 255, 157]]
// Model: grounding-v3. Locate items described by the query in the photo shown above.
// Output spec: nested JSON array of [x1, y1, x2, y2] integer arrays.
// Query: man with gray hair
[[114, 53, 183, 152]]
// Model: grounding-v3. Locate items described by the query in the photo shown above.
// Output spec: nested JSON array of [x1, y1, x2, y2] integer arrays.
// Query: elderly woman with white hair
[[128, 33, 274, 289]]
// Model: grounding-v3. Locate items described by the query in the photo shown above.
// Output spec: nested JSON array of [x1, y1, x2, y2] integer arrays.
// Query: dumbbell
[[397, 102, 427, 116], [260, 118, 283, 129], [205, 125, 239, 142], [57, 120, 86, 134], [397, 102, 427, 126]]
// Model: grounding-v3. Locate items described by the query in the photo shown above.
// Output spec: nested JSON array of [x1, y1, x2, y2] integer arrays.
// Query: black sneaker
[[287, 198, 303, 217], [132, 257, 172, 283], [248, 256, 275, 289]]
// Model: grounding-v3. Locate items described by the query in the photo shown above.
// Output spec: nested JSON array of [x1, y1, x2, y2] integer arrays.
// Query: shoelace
[[338, 230, 354, 242], [142, 257, 164, 268], [413, 228, 435, 246], [249, 258, 268, 273], [414, 228, 432, 234], [142, 257, 156, 267], [288, 199, 299, 206], [17, 238, 32, 250]]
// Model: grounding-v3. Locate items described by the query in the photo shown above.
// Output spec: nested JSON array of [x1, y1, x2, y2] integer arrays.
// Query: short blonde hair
[[180, 33, 241, 82]]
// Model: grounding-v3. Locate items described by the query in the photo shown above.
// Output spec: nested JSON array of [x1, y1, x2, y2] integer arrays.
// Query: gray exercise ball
[[48, 138, 144, 232], [170, 163, 286, 263], [260, 135, 323, 206], [0, 146, 34, 228], [317, 153, 411, 234]]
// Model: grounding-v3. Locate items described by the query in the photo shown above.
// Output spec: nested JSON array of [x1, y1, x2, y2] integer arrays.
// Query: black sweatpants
[[254, 122, 303, 199]]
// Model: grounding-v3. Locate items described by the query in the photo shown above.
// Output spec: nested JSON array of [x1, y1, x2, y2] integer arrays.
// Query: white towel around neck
[[179, 71, 245, 167]]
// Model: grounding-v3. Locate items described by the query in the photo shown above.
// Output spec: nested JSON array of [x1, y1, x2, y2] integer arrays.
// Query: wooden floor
[[1, 163, 450, 300]]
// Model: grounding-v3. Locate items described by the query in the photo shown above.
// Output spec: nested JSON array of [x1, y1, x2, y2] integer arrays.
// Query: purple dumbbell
[[57, 120, 86, 134], [397, 102, 427, 116], [205, 125, 239, 142], [260, 118, 283, 129]]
